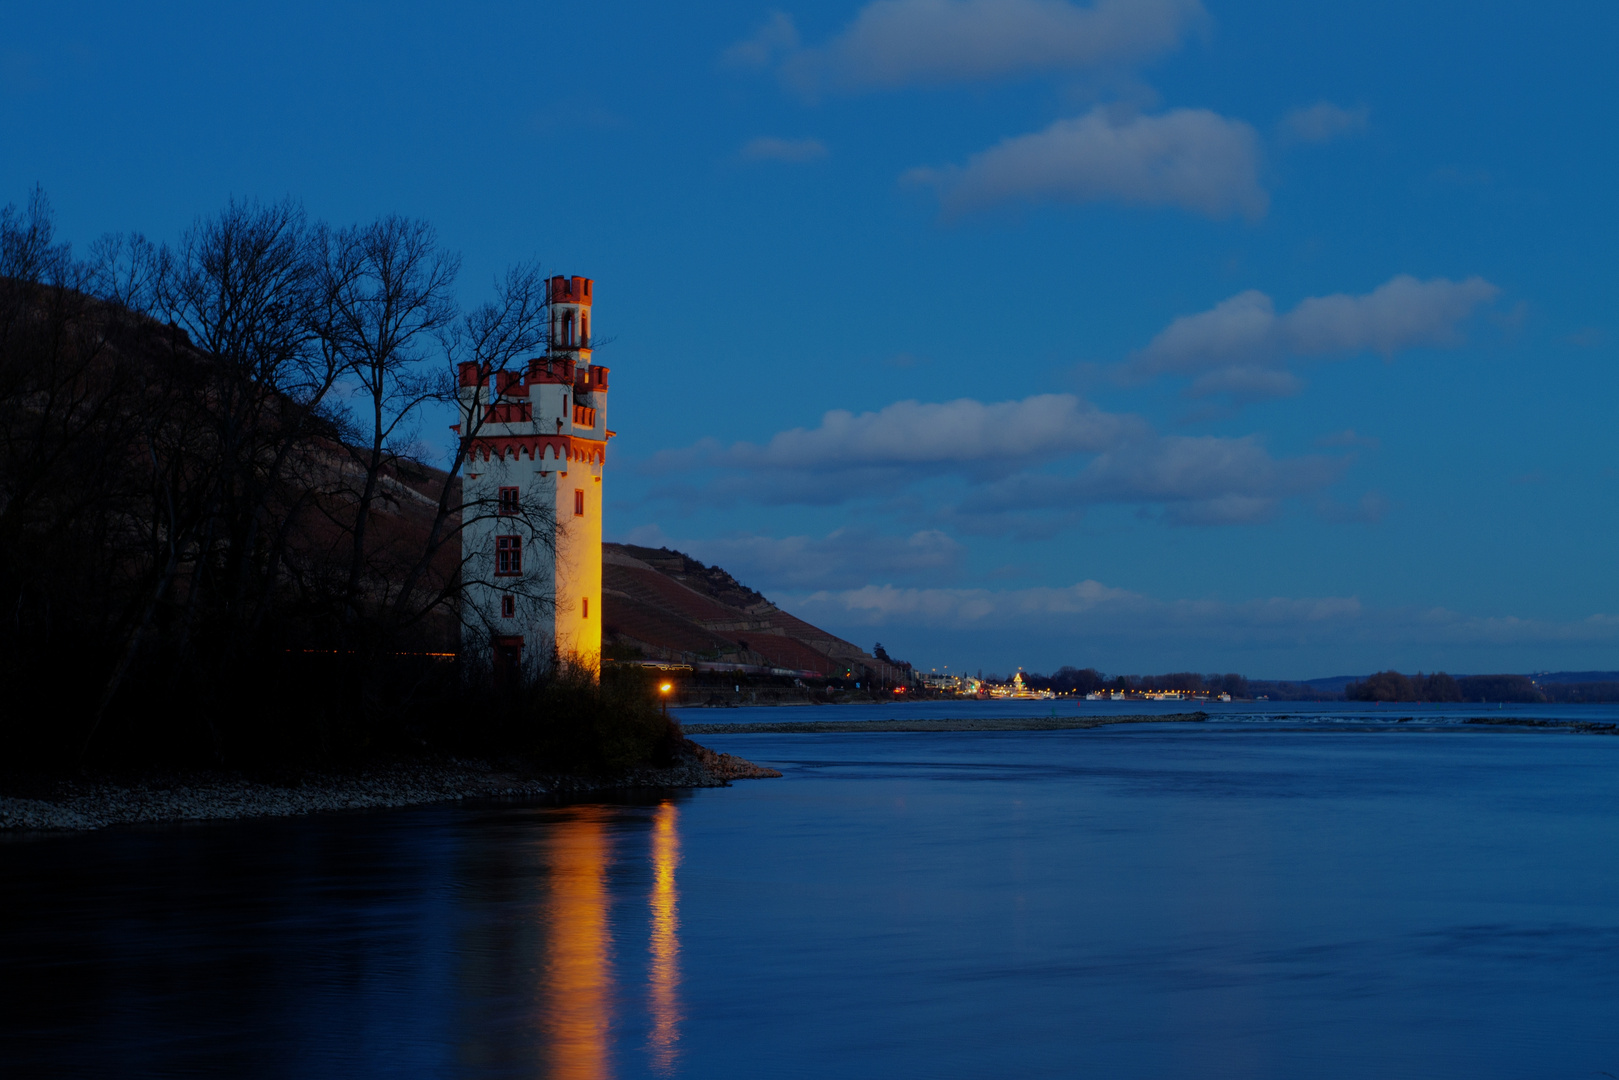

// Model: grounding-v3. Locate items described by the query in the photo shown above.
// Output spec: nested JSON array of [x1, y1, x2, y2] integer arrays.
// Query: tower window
[[497, 487, 519, 515], [574, 489, 585, 516], [582, 597, 589, 619], [496, 535, 522, 575], [501, 595, 516, 618]]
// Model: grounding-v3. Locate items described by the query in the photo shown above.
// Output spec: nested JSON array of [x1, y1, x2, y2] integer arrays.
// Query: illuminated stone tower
[[457, 275, 611, 675]]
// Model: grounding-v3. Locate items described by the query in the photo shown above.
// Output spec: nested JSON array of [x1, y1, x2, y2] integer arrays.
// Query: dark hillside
[[602, 543, 904, 683]]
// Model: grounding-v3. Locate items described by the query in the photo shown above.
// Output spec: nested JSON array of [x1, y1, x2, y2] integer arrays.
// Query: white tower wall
[[457, 274, 611, 677]]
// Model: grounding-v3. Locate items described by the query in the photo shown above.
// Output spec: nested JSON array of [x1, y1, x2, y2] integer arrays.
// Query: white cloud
[[985, 434, 1347, 525], [790, 579, 1363, 631], [724, 11, 800, 69], [738, 136, 829, 163], [1130, 274, 1501, 401], [1280, 101, 1369, 144], [770, 0, 1206, 92], [908, 107, 1266, 219], [663, 393, 1146, 472], [676, 528, 965, 591], [1184, 365, 1303, 401]]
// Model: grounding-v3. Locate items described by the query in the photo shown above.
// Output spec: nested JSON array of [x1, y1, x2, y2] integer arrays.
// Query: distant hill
[[601, 544, 903, 682]]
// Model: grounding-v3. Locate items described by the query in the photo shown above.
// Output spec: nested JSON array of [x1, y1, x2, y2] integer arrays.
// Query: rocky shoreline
[[0, 743, 781, 835]]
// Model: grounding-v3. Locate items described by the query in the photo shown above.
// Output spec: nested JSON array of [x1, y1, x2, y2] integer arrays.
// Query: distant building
[[457, 275, 610, 676]]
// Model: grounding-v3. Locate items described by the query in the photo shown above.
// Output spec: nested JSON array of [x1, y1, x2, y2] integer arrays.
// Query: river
[[4, 707, 1618, 1077]]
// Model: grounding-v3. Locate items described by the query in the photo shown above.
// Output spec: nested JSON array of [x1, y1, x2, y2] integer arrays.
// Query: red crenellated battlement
[[550, 275, 592, 305], [466, 434, 607, 466], [528, 355, 577, 384]]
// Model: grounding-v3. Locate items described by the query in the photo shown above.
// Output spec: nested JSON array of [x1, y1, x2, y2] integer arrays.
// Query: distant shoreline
[[683, 713, 1210, 734], [684, 713, 1619, 736]]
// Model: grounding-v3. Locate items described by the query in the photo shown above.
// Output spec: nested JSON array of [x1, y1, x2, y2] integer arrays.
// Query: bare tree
[[313, 217, 459, 630], [394, 260, 554, 637], [80, 200, 338, 746]]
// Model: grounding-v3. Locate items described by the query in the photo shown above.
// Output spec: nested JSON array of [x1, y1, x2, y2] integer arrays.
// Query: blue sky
[[4, 1, 1615, 677]]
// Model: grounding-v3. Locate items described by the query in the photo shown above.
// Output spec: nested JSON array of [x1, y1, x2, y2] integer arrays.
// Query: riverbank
[[683, 712, 1210, 734], [0, 742, 781, 834]]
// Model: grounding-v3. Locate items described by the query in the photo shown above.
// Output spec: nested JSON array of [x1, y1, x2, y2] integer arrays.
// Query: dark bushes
[[436, 658, 683, 774]]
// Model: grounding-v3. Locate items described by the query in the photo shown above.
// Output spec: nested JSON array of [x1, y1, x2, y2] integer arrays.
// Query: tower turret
[[550, 275, 593, 358]]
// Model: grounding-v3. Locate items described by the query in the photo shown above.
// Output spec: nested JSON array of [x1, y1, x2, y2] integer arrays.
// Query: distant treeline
[[1345, 671, 1619, 704], [1014, 666, 1619, 704]]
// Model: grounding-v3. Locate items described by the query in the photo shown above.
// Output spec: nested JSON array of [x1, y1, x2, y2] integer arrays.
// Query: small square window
[[573, 489, 585, 517], [498, 487, 519, 515], [501, 595, 515, 618], [496, 535, 522, 575]]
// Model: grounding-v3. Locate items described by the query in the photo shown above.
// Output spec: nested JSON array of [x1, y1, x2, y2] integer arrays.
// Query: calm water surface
[[5, 720, 1619, 1078]]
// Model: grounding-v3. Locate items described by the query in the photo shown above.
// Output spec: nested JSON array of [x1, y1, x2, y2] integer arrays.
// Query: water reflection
[[532, 801, 682, 1080], [541, 807, 615, 1080], [647, 802, 682, 1075]]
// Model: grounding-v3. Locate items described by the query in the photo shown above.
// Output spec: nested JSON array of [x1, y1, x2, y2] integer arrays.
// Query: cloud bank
[[726, 393, 1142, 467], [908, 107, 1266, 219], [648, 392, 1345, 529], [732, 0, 1206, 92], [786, 580, 1619, 652], [1130, 274, 1501, 401]]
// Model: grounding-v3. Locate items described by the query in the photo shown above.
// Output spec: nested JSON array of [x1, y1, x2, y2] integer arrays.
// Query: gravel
[[0, 744, 781, 834]]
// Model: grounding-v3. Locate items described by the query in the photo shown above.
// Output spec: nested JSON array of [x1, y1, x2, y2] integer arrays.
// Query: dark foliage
[[0, 188, 662, 774], [437, 660, 684, 774], [1539, 681, 1619, 703], [1453, 674, 1545, 704], [1344, 670, 1544, 703]]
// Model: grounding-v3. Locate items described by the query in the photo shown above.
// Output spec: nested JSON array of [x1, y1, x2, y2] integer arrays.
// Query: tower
[[457, 275, 611, 677]]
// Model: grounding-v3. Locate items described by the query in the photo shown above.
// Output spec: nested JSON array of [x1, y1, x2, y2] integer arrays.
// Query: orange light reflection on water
[[647, 801, 682, 1075], [543, 808, 615, 1080]]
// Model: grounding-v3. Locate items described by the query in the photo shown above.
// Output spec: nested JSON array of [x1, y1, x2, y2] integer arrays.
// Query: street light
[[660, 682, 672, 717]]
